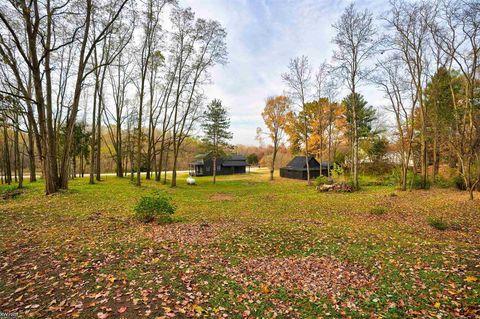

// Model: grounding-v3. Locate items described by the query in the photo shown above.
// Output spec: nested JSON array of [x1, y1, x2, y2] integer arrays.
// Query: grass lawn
[[0, 169, 479, 318]]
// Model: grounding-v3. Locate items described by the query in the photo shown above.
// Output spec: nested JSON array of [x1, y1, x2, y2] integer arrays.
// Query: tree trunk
[[213, 156, 217, 184], [171, 148, 178, 187], [270, 142, 277, 181], [18, 151, 24, 189], [116, 116, 123, 177], [163, 146, 169, 185], [13, 116, 19, 183], [89, 73, 99, 185], [95, 90, 102, 181], [304, 111, 311, 185], [352, 90, 359, 190], [2, 118, 12, 185], [419, 93, 428, 189], [27, 121, 36, 182]]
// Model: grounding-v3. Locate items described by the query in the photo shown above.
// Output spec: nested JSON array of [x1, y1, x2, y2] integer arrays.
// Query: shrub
[[370, 206, 387, 215], [453, 175, 466, 190], [427, 217, 448, 231], [314, 175, 329, 187], [331, 163, 344, 180], [410, 173, 430, 189], [433, 176, 453, 189], [134, 192, 175, 224]]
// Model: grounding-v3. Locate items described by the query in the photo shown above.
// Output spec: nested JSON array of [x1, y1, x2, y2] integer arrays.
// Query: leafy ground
[[0, 169, 479, 318]]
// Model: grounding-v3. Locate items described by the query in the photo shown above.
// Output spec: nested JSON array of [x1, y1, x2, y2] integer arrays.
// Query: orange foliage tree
[[260, 96, 291, 180]]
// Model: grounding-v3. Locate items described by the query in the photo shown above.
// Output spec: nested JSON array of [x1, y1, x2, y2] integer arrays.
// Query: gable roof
[[222, 160, 247, 167], [190, 153, 248, 166], [227, 154, 246, 161], [284, 156, 321, 170]]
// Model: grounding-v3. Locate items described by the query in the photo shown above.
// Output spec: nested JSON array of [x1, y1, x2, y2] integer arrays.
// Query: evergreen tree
[[201, 99, 233, 184], [343, 93, 379, 175], [343, 93, 378, 139], [424, 67, 457, 179]]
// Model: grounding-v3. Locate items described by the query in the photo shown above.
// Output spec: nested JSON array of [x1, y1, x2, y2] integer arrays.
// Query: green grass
[[0, 169, 479, 318], [370, 206, 387, 215], [427, 217, 449, 230]]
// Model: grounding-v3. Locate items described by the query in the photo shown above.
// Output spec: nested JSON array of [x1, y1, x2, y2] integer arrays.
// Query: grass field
[[0, 169, 479, 318]]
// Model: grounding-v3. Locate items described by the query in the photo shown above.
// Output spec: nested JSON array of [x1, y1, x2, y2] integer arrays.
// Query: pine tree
[[201, 99, 233, 184]]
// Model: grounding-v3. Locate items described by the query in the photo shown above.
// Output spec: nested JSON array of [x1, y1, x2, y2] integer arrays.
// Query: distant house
[[189, 153, 249, 176], [280, 156, 331, 180]]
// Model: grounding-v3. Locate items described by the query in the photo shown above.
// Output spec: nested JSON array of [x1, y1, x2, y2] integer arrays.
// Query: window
[[217, 165, 221, 171]]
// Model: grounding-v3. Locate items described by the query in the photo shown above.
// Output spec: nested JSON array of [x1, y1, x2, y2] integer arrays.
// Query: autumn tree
[[260, 96, 290, 180], [201, 99, 232, 184]]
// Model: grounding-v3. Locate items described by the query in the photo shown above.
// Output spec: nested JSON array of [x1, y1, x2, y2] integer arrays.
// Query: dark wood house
[[189, 153, 249, 176], [280, 156, 331, 180]]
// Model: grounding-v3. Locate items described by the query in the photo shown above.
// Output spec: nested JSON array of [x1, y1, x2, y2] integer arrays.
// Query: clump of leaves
[[389, 192, 397, 197], [134, 192, 175, 224], [370, 206, 387, 215], [427, 217, 448, 230]]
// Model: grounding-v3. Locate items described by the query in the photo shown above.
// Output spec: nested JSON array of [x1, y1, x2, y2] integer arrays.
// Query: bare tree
[[373, 55, 415, 190], [105, 48, 135, 178], [133, 0, 169, 186], [332, 3, 378, 189], [169, 8, 228, 187], [324, 76, 340, 178], [0, 0, 130, 194], [282, 56, 313, 185], [385, 0, 433, 189]]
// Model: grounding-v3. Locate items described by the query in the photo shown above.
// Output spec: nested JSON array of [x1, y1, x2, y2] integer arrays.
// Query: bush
[[331, 163, 344, 180], [433, 176, 453, 189], [134, 192, 175, 224], [370, 206, 387, 215], [410, 173, 431, 190], [453, 175, 466, 190], [427, 217, 448, 231], [314, 175, 329, 187]]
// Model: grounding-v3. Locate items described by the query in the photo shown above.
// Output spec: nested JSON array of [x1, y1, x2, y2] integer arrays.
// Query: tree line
[[260, 0, 479, 199], [0, 0, 227, 194]]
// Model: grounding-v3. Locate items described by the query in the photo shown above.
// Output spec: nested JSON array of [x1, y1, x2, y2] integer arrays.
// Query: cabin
[[189, 153, 249, 176], [280, 156, 331, 180]]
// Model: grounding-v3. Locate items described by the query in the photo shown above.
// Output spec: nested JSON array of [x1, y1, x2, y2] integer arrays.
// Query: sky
[[181, 0, 389, 146]]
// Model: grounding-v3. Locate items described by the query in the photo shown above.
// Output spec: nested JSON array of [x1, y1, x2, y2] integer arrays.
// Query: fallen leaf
[[117, 306, 127, 314], [464, 276, 477, 282], [97, 312, 109, 319], [193, 305, 204, 314]]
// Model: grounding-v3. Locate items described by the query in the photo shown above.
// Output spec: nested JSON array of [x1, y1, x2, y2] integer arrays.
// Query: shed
[[280, 156, 331, 180], [189, 153, 250, 176]]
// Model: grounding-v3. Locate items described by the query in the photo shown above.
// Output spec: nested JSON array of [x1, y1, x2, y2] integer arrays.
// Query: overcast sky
[[181, 0, 389, 145]]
